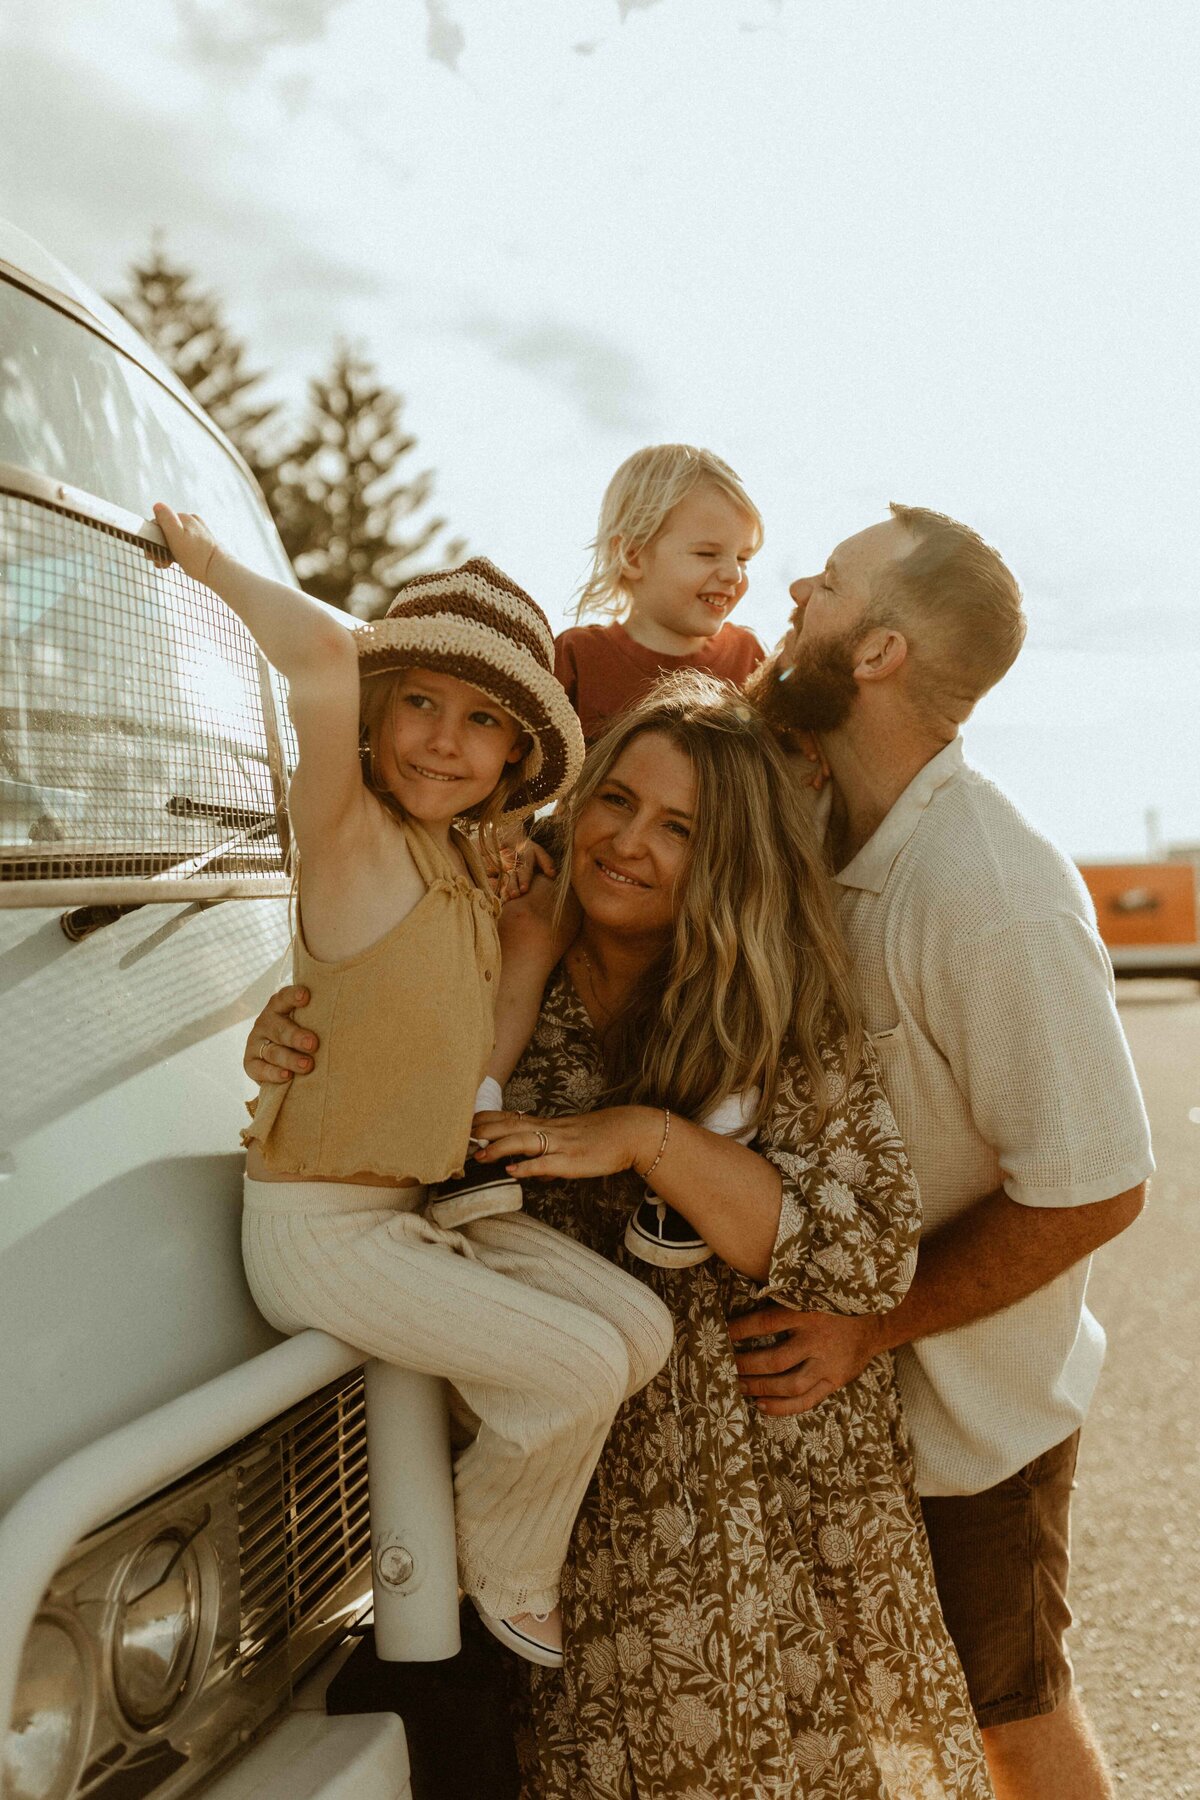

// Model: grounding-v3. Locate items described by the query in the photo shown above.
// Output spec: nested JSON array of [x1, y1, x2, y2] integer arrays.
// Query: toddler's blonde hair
[[575, 444, 764, 622]]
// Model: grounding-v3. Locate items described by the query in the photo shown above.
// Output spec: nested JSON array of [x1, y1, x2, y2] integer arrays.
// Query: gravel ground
[[1070, 979, 1200, 1796]]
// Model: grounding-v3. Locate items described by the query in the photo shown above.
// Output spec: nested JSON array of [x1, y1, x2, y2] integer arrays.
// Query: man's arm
[[729, 1179, 1146, 1416]]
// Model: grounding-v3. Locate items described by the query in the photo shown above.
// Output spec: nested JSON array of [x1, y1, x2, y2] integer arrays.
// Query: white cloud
[[172, 0, 354, 72], [425, 0, 467, 71], [465, 316, 653, 433]]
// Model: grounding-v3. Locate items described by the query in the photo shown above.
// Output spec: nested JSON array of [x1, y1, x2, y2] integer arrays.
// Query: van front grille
[[235, 1372, 372, 1676]]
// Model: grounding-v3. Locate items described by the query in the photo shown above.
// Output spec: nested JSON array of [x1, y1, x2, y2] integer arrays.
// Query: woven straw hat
[[355, 557, 584, 818]]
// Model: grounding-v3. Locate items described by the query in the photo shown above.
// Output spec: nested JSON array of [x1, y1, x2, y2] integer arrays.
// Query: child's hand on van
[[153, 503, 222, 587]]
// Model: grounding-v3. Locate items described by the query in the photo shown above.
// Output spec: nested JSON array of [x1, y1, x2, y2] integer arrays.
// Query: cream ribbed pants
[[242, 1178, 674, 1617]]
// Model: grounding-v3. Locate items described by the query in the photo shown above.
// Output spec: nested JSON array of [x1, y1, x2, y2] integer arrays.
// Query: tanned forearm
[[633, 1110, 783, 1280], [873, 1180, 1147, 1354]]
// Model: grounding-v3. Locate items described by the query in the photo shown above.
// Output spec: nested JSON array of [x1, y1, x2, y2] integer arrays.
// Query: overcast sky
[[3, 0, 1198, 858]]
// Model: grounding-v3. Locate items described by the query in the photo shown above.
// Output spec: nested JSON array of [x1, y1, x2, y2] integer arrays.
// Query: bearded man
[[732, 504, 1152, 1800]]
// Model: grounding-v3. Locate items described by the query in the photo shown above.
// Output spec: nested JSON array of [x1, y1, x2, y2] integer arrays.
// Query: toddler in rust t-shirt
[[554, 444, 765, 742]]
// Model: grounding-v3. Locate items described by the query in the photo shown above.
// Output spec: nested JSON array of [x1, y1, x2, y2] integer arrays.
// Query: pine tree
[[109, 238, 276, 483], [263, 343, 466, 617]]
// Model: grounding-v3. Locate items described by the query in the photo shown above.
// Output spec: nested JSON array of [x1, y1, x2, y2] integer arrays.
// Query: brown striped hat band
[[355, 557, 585, 818]]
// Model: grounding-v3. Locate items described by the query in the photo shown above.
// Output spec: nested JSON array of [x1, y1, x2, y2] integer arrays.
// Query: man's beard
[[746, 629, 861, 734]]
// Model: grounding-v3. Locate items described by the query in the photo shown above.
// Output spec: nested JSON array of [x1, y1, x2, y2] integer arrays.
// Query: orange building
[[1078, 859, 1200, 977]]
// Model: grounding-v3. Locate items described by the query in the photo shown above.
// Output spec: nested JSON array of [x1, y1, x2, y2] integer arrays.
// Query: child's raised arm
[[153, 505, 364, 851]]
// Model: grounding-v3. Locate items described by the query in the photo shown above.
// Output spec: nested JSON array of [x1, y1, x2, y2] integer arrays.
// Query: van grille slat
[[238, 1480, 371, 1593], [235, 1372, 371, 1661], [237, 1450, 369, 1573]]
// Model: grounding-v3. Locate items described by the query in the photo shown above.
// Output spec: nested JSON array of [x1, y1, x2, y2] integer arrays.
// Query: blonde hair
[[555, 671, 862, 1128], [868, 503, 1026, 722], [575, 444, 764, 622], [358, 667, 534, 863]]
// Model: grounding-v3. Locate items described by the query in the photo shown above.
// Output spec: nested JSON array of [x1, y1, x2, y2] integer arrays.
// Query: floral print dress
[[505, 969, 992, 1800]]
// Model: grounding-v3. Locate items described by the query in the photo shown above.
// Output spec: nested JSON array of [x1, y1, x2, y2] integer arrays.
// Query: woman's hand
[[243, 986, 319, 1085], [788, 729, 830, 792], [498, 862, 580, 962], [471, 1106, 659, 1181], [153, 503, 223, 587]]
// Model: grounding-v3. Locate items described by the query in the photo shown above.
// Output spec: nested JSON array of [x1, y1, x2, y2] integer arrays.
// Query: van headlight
[[4, 1370, 370, 1800], [3, 1615, 92, 1800], [111, 1534, 202, 1731]]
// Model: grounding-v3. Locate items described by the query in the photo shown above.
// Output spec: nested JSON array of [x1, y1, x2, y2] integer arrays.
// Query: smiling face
[[370, 666, 526, 826], [570, 730, 696, 942], [764, 518, 914, 731], [621, 484, 758, 653]]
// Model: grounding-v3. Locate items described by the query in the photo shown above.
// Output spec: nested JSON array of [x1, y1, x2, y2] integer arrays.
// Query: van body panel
[[0, 223, 439, 1800], [0, 896, 293, 1510]]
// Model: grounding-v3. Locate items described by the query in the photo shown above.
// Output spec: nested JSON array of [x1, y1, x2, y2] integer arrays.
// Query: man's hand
[[727, 1305, 887, 1415], [243, 985, 319, 1085]]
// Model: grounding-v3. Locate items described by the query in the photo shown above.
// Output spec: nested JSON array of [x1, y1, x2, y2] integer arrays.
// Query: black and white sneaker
[[426, 1163, 523, 1230], [624, 1196, 712, 1269]]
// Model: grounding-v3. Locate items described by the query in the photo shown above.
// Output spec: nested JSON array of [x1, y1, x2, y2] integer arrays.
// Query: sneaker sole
[[427, 1184, 524, 1230], [623, 1215, 714, 1269], [472, 1604, 564, 1668]]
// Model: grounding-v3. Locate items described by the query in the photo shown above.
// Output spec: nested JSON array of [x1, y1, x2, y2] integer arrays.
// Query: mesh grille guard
[[0, 482, 296, 905]]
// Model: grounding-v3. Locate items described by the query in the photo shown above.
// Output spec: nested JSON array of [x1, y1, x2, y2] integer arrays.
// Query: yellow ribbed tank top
[[242, 819, 501, 1183]]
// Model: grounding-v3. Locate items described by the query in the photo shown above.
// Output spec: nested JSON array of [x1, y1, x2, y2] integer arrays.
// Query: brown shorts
[[919, 1430, 1080, 1730]]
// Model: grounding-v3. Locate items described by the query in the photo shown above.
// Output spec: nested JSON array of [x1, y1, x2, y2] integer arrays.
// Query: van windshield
[[0, 277, 290, 579], [0, 279, 296, 887]]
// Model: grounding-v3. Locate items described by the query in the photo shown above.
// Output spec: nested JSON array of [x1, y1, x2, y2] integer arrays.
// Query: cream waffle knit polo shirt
[[832, 737, 1153, 1496]]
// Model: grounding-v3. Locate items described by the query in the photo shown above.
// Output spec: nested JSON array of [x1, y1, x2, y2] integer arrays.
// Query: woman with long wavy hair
[[469, 672, 992, 1799]]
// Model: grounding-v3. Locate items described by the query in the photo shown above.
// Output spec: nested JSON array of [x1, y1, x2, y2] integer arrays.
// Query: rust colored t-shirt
[[553, 619, 765, 742]]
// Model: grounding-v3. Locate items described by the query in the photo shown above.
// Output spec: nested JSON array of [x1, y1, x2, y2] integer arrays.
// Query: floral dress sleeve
[[754, 1035, 920, 1315]]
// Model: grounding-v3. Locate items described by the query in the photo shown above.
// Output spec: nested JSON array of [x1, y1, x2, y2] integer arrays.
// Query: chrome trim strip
[[0, 259, 266, 500], [0, 460, 167, 547], [0, 878, 292, 907]]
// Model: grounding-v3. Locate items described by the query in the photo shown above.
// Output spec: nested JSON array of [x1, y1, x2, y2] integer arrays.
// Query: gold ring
[[257, 1037, 272, 1060], [535, 1130, 550, 1158]]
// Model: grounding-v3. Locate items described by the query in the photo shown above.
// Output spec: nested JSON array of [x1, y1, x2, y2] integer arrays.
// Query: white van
[[0, 224, 499, 1800]]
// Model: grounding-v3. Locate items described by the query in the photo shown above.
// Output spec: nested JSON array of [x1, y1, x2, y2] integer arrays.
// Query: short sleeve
[[755, 1044, 921, 1315], [929, 912, 1154, 1207]]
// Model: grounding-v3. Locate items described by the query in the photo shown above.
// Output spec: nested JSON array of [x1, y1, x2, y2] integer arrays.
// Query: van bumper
[[204, 1711, 410, 1800]]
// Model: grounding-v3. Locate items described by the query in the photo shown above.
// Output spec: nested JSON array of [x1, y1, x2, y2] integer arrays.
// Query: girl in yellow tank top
[[151, 505, 673, 1668]]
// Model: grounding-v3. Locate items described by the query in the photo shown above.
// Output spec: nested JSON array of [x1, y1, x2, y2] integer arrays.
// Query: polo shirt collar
[[835, 737, 964, 894]]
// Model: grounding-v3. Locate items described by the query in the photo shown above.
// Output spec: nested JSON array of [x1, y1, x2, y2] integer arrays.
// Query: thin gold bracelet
[[640, 1107, 671, 1184]]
